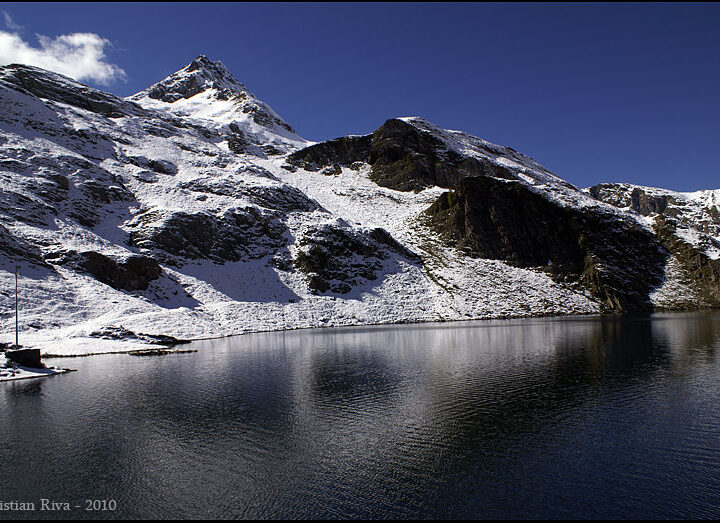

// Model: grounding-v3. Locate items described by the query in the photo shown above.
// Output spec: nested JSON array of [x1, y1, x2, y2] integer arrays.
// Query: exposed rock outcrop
[[179, 178, 318, 213], [653, 216, 720, 306], [288, 135, 372, 172], [89, 325, 190, 346], [425, 176, 668, 312], [289, 118, 517, 192], [368, 119, 516, 191], [127, 207, 288, 264], [294, 224, 418, 294], [0, 224, 50, 266], [589, 183, 720, 237], [79, 252, 162, 291], [0, 63, 144, 118]]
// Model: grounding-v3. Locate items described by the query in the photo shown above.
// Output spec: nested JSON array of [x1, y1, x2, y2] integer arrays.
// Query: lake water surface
[[2, 313, 720, 518]]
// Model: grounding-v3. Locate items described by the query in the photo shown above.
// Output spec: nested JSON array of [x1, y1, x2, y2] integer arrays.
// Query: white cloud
[[3, 11, 23, 32], [0, 30, 126, 85]]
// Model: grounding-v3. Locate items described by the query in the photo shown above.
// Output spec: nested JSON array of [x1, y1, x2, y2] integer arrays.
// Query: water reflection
[[1, 313, 720, 519]]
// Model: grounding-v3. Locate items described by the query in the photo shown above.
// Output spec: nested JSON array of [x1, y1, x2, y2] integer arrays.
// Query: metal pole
[[15, 265, 19, 348]]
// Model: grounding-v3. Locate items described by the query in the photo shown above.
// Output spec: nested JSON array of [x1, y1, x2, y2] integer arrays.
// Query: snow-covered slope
[[0, 57, 718, 356]]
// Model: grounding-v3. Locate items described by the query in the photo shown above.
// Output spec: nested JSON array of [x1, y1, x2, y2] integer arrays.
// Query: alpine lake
[[2, 312, 720, 519]]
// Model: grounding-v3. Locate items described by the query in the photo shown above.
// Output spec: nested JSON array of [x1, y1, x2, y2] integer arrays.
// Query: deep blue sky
[[3, 3, 719, 191]]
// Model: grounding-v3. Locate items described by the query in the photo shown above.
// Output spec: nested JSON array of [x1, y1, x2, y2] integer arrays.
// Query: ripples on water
[[2, 312, 720, 519]]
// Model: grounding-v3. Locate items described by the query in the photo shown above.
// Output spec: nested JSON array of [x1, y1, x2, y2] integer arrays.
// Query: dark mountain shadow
[[170, 256, 300, 304], [132, 270, 202, 309]]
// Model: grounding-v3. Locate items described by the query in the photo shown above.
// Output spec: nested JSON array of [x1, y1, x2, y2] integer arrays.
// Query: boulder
[[80, 252, 162, 291]]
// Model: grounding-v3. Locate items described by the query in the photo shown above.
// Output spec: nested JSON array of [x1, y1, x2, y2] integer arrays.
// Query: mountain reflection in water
[[2, 313, 720, 519]]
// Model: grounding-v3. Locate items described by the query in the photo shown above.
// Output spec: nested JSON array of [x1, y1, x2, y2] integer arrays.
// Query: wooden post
[[15, 265, 19, 348]]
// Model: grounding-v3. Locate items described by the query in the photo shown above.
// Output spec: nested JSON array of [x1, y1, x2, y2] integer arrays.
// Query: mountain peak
[[128, 56, 306, 150], [184, 55, 243, 88], [134, 55, 244, 104], [185, 54, 222, 72]]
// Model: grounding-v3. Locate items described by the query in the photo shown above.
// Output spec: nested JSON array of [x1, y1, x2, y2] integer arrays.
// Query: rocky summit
[[1, 56, 719, 355]]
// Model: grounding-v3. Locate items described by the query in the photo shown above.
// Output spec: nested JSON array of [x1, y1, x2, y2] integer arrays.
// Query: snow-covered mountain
[[129, 55, 307, 154], [1, 56, 718, 356]]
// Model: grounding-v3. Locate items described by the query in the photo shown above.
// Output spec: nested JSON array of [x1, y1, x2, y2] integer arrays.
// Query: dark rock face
[[653, 216, 720, 306], [145, 55, 241, 103], [129, 207, 288, 264], [369, 119, 515, 191], [80, 252, 162, 291], [0, 224, 49, 266], [0, 149, 135, 228], [589, 184, 670, 216], [0, 64, 143, 117], [227, 133, 250, 154], [243, 104, 296, 134], [288, 118, 515, 191], [261, 145, 283, 156], [631, 189, 669, 216], [288, 135, 372, 172], [425, 177, 669, 312], [225, 131, 282, 158], [30, 173, 69, 204], [589, 183, 720, 238], [427, 179, 584, 269], [294, 224, 417, 294], [179, 178, 318, 213]]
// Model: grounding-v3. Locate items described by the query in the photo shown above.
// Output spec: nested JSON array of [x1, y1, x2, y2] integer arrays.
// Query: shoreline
[[0, 353, 75, 381], [33, 307, 720, 360]]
